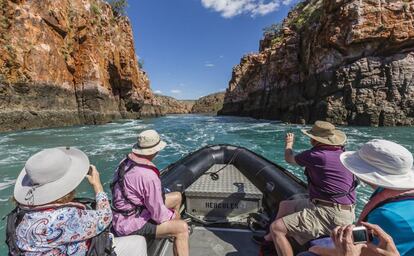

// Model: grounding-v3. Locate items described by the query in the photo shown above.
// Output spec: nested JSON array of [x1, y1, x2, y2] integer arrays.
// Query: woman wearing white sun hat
[[310, 139, 414, 256], [9, 147, 146, 256]]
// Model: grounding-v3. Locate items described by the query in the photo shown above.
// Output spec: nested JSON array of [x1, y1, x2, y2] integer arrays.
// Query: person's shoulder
[[369, 200, 414, 226], [26, 206, 81, 221], [374, 199, 414, 216], [298, 148, 325, 159], [128, 165, 159, 180]]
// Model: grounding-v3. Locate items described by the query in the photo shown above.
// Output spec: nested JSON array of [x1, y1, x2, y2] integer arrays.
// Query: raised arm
[[284, 133, 298, 165], [67, 166, 112, 241]]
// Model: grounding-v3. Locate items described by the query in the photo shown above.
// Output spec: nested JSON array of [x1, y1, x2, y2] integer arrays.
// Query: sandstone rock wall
[[219, 0, 414, 126], [154, 94, 194, 114], [0, 0, 161, 131], [154, 92, 224, 115], [191, 92, 225, 113]]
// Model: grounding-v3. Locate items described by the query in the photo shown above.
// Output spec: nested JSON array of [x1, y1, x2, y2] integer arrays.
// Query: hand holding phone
[[86, 165, 103, 193], [331, 225, 367, 256], [362, 222, 399, 256], [352, 226, 371, 244]]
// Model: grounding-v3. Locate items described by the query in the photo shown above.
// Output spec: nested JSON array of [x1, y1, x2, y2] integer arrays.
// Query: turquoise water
[[1, 114, 414, 252]]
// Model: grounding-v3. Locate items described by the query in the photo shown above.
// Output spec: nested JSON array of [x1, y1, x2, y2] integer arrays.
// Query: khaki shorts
[[282, 199, 355, 245]]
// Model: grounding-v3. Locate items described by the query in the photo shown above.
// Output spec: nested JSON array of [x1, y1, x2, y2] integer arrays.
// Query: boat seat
[[308, 236, 334, 248], [296, 252, 319, 256], [113, 235, 147, 256], [296, 236, 334, 256]]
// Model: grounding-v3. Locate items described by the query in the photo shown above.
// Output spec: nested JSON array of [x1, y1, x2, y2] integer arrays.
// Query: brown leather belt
[[312, 199, 354, 211]]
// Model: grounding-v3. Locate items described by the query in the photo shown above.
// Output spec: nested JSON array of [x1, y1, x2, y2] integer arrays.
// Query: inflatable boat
[[146, 144, 308, 256]]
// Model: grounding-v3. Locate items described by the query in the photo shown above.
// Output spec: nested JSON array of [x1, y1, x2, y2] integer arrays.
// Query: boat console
[[185, 164, 263, 223]]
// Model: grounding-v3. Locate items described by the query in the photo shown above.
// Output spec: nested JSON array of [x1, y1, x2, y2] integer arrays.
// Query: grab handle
[[266, 181, 275, 192]]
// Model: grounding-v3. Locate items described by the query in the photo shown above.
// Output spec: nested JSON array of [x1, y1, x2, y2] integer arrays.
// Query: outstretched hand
[[285, 133, 295, 147]]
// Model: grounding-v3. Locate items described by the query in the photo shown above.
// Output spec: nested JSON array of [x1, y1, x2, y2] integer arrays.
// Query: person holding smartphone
[[9, 147, 145, 256], [328, 223, 399, 256], [309, 139, 414, 256]]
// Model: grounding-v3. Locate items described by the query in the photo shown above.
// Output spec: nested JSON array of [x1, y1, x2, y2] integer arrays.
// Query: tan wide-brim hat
[[14, 147, 90, 206], [340, 139, 414, 190], [132, 129, 167, 156], [301, 120, 346, 146]]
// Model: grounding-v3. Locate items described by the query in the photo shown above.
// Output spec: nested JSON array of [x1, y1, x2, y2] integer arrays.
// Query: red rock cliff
[[219, 0, 414, 126], [0, 0, 161, 131]]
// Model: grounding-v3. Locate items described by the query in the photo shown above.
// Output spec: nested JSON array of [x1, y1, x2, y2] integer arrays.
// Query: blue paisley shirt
[[16, 192, 112, 255]]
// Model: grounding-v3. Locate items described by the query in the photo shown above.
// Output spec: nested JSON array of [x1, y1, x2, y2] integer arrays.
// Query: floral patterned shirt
[[16, 192, 112, 255]]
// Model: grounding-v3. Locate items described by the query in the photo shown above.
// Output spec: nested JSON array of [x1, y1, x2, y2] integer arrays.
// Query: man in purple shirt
[[111, 130, 189, 256], [255, 121, 357, 256]]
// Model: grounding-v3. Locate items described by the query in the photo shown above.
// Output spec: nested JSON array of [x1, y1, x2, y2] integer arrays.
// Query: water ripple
[[0, 115, 413, 253]]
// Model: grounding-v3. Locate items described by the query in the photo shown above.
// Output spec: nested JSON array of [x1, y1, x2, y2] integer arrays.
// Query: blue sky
[[126, 0, 299, 99]]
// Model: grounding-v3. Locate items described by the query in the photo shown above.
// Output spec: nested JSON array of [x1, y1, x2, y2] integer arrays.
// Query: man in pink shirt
[[111, 130, 189, 256]]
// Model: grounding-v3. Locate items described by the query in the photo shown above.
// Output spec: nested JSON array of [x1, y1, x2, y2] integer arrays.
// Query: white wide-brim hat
[[14, 147, 90, 206], [340, 139, 414, 190], [132, 129, 167, 156]]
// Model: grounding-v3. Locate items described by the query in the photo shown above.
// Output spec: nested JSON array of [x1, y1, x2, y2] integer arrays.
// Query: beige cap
[[301, 121, 346, 146], [132, 129, 167, 156]]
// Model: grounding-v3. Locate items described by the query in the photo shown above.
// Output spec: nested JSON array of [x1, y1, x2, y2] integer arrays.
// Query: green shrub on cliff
[[289, 0, 323, 30], [90, 3, 101, 15], [263, 23, 285, 46], [107, 0, 128, 17], [263, 23, 282, 38], [138, 58, 144, 69]]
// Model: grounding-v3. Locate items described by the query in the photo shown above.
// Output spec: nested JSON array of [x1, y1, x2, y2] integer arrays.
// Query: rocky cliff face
[[0, 0, 161, 131], [154, 94, 194, 114], [191, 92, 225, 113], [154, 92, 224, 114], [219, 0, 414, 126]]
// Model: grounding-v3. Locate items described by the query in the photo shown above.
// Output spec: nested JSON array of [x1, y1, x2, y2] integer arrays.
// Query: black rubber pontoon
[[148, 144, 307, 256]]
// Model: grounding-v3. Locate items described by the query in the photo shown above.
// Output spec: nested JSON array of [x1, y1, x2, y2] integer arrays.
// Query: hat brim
[[14, 147, 90, 206], [301, 129, 347, 146], [340, 151, 414, 190], [132, 140, 167, 156]]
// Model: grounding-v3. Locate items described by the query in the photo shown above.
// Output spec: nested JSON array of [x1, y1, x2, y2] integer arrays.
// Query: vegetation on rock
[[220, 0, 414, 126], [107, 0, 128, 17]]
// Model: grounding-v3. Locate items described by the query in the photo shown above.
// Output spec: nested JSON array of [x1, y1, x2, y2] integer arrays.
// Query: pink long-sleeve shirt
[[112, 154, 175, 236]]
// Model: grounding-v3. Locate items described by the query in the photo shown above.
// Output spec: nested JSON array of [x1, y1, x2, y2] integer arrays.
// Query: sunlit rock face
[[191, 92, 225, 114], [220, 0, 414, 126], [154, 92, 225, 115], [154, 95, 195, 114], [0, 0, 162, 131]]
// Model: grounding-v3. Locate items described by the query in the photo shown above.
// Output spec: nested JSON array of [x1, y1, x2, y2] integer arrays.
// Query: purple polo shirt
[[295, 146, 356, 205]]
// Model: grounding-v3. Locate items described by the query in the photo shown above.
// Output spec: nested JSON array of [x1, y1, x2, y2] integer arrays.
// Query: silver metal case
[[185, 164, 263, 221]]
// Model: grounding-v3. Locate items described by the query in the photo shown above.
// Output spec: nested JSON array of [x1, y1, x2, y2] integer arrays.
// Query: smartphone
[[352, 226, 370, 244]]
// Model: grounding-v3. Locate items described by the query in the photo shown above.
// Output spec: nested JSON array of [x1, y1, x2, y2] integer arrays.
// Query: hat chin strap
[[24, 184, 41, 206], [138, 139, 161, 149]]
